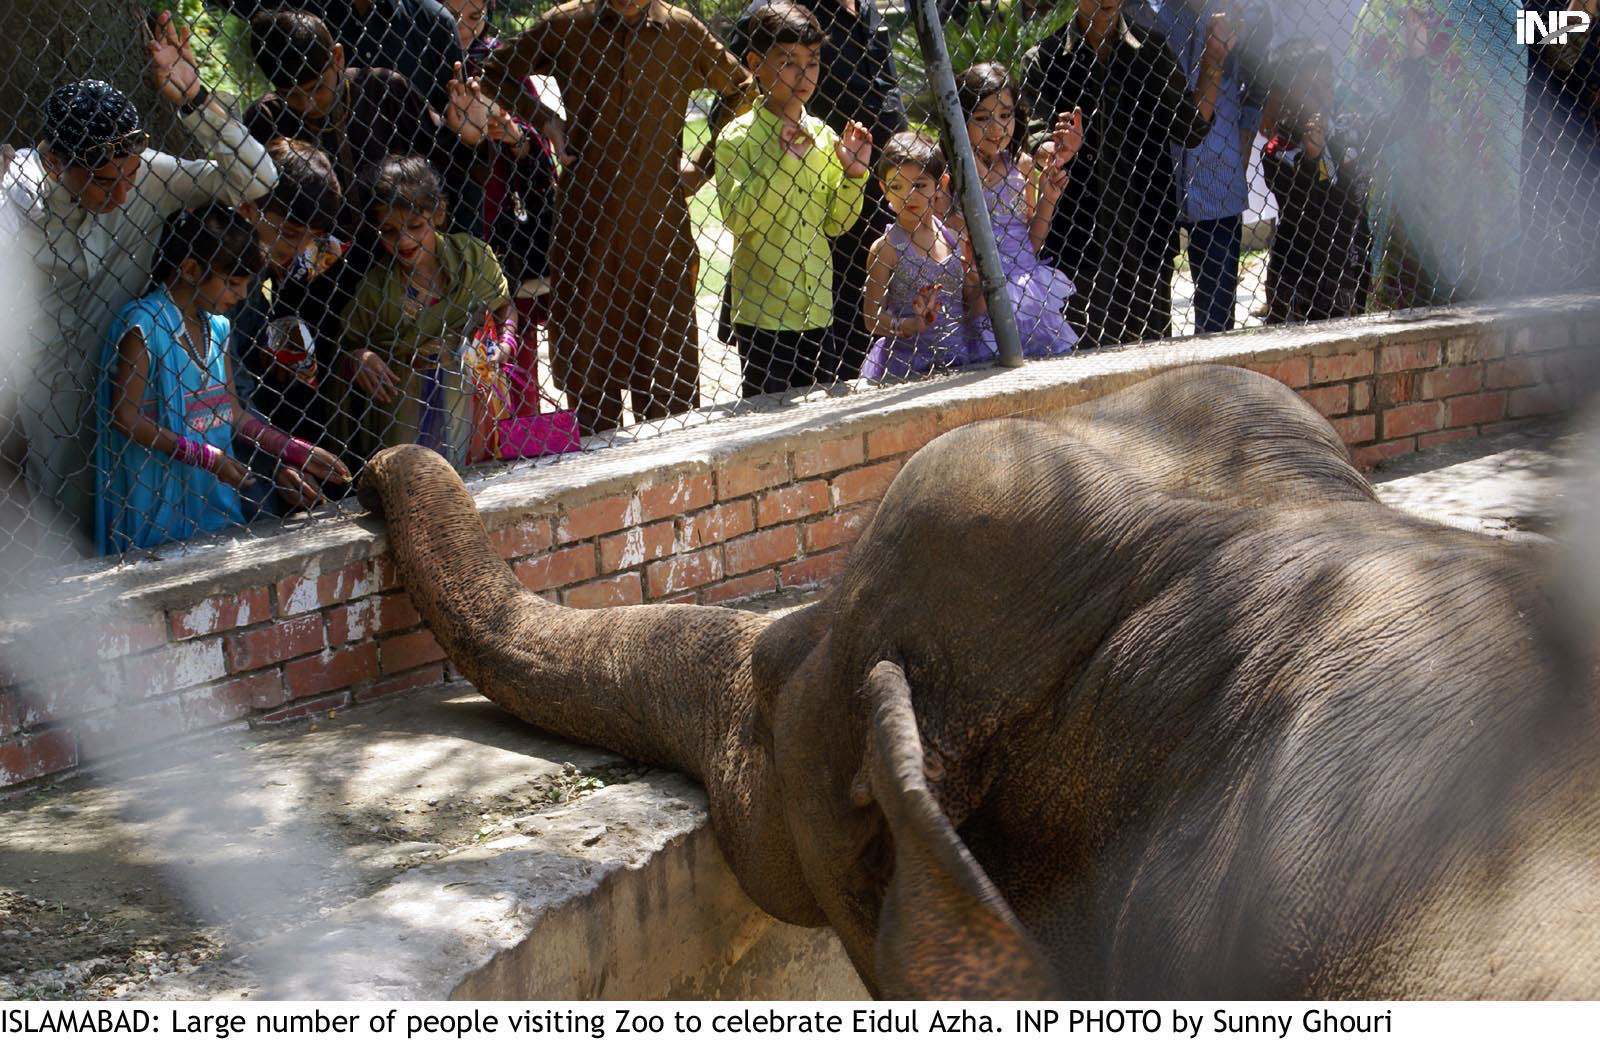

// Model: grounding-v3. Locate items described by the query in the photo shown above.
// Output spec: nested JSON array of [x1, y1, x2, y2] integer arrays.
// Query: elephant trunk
[[358, 445, 766, 781]]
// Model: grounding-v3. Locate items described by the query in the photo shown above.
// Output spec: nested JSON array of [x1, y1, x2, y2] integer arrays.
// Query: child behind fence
[[955, 62, 1080, 358], [340, 155, 516, 469], [713, 0, 873, 395], [862, 132, 994, 379], [95, 206, 349, 555], [231, 138, 349, 496]]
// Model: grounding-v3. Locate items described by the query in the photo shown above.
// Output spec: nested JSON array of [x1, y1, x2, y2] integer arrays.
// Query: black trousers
[[733, 326, 836, 397]]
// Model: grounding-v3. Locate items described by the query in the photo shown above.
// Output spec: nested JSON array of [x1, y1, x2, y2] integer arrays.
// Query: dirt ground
[[0, 698, 661, 1000]]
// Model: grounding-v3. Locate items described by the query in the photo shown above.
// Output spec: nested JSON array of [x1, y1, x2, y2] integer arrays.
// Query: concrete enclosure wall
[[3, 295, 1598, 788]]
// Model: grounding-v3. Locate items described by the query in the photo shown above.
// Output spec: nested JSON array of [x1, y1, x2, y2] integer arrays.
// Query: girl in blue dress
[[96, 206, 349, 555]]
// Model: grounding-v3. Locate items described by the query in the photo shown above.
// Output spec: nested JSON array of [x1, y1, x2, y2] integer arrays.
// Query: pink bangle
[[239, 414, 316, 469], [172, 436, 224, 475]]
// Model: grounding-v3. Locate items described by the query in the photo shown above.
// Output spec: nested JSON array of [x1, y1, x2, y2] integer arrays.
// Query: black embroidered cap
[[41, 80, 146, 168]]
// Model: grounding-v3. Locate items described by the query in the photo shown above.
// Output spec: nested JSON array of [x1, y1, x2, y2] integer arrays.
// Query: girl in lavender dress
[[956, 62, 1082, 357], [862, 133, 995, 380]]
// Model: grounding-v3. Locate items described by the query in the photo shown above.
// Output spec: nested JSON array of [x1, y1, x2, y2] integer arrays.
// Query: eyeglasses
[[61, 129, 149, 171]]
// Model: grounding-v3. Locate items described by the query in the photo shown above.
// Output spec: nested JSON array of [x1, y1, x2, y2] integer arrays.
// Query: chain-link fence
[[0, 0, 1596, 580]]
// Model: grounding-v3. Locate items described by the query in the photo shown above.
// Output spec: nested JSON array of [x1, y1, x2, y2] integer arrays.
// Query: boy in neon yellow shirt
[[714, 0, 872, 395]]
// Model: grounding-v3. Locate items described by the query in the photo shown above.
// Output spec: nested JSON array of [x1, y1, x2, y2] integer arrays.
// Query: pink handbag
[[498, 409, 581, 458], [496, 363, 581, 459]]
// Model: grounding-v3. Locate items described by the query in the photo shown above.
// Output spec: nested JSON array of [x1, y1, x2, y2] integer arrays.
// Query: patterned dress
[[95, 289, 243, 555], [863, 219, 995, 379], [1346, 0, 1524, 306], [983, 155, 1079, 357]]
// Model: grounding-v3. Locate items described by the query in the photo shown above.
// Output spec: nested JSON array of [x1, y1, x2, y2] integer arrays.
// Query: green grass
[[683, 114, 730, 301], [149, 2, 267, 102]]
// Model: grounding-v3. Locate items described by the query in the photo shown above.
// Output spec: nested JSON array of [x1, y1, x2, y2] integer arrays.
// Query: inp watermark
[[1516, 8, 1592, 44]]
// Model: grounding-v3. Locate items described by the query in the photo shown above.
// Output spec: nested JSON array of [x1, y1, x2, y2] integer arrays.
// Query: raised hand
[[147, 10, 203, 107], [835, 119, 873, 178], [1037, 145, 1071, 203], [1204, 10, 1239, 66], [486, 110, 528, 153], [444, 62, 494, 146], [904, 283, 943, 336], [1052, 107, 1085, 165], [780, 121, 815, 158]]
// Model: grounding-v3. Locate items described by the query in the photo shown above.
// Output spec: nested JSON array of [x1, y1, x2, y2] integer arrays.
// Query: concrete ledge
[[2, 294, 1598, 787], [0, 682, 864, 1000]]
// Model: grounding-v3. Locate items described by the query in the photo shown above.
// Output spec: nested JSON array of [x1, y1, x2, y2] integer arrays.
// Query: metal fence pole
[[909, 0, 1025, 368]]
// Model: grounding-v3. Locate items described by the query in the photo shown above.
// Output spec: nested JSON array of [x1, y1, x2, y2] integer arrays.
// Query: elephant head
[[356, 448, 1053, 997], [360, 365, 1600, 998]]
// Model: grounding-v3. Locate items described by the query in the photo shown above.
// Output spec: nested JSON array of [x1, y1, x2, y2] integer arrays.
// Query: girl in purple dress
[[956, 62, 1082, 357], [862, 133, 995, 380]]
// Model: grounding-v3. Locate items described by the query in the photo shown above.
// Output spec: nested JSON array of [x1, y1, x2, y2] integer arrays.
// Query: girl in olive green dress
[[341, 155, 516, 469]]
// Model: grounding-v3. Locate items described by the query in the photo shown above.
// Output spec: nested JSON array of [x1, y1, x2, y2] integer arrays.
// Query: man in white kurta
[[0, 16, 276, 552]]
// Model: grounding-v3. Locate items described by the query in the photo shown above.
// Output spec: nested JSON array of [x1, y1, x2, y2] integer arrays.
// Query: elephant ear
[[863, 660, 1058, 1000]]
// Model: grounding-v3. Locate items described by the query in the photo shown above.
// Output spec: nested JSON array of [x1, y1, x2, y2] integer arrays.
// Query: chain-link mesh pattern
[[0, 0, 1595, 577]]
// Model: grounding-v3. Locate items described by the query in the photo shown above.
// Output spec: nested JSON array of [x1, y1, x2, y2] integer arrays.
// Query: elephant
[[358, 364, 1600, 999]]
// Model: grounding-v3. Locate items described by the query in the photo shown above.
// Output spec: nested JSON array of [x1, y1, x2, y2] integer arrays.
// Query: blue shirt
[[1132, 0, 1266, 222]]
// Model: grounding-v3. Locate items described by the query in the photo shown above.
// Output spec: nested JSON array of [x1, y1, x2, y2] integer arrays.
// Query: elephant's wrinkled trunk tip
[[355, 446, 398, 519], [359, 444, 453, 521]]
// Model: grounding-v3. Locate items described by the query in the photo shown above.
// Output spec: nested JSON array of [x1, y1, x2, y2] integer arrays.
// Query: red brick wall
[[2, 306, 1596, 787], [0, 426, 927, 786], [1241, 322, 1595, 468]]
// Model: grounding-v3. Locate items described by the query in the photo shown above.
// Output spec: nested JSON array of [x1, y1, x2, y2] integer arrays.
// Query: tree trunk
[[0, 0, 172, 149]]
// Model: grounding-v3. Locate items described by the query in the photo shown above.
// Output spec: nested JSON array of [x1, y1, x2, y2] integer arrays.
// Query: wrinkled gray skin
[[359, 365, 1600, 999]]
